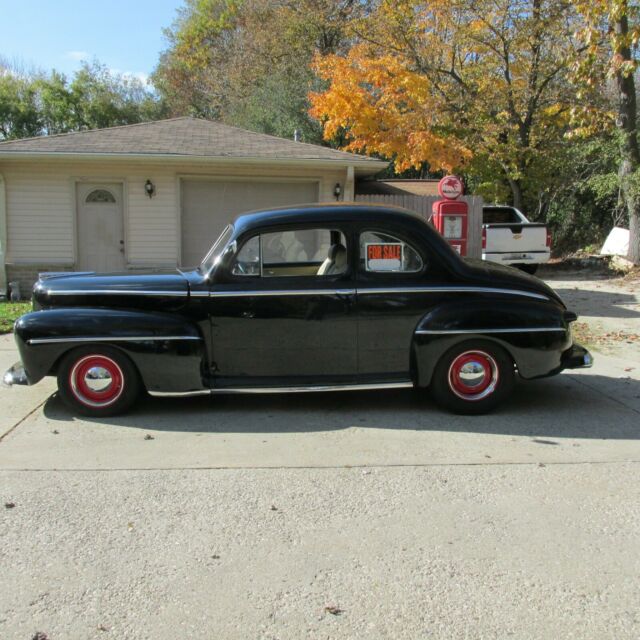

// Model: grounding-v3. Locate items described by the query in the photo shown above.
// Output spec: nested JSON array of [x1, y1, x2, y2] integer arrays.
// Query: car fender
[[13, 307, 207, 393], [411, 298, 572, 385]]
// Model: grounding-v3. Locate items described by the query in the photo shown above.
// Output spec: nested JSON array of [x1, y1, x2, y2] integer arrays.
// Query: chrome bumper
[[3, 361, 29, 386], [561, 344, 593, 370]]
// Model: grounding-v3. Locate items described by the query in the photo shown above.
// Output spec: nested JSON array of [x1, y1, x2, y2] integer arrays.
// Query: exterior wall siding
[[0, 159, 351, 293]]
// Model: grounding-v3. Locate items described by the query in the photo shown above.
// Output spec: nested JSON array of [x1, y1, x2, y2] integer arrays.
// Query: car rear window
[[483, 207, 521, 224]]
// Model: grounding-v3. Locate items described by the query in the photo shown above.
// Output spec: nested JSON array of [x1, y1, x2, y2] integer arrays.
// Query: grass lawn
[[0, 302, 32, 334]]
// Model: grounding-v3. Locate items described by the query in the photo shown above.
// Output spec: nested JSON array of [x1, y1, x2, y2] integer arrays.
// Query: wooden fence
[[354, 194, 484, 259]]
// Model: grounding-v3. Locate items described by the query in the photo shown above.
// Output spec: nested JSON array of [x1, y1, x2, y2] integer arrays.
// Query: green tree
[[573, 0, 640, 263], [1, 61, 166, 140], [153, 0, 368, 141], [0, 67, 40, 140]]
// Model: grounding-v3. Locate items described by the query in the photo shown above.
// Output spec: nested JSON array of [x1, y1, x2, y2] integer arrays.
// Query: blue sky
[[0, 0, 183, 83]]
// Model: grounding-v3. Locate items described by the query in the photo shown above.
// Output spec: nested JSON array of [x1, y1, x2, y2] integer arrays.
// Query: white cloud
[[66, 50, 89, 61], [109, 68, 150, 85]]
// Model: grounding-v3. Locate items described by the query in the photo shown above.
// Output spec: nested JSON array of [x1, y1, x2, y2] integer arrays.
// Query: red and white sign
[[437, 175, 464, 200]]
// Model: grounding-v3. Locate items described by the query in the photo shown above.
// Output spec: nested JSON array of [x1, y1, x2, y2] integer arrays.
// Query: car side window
[[359, 231, 424, 273], [232, 228, 348, 278]]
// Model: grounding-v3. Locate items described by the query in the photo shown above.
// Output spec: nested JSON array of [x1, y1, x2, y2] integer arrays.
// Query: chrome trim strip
[[211, 382, 414, 394], [358, 286, 549, 301], [41, 289, 189, 297], [200, 287, 548, 300], [148, 390, 211, 397], [148, 382, 414, 397], [415, 327, 565, 335], [208, 289, 356, 298], [27, 336, 202, 345]]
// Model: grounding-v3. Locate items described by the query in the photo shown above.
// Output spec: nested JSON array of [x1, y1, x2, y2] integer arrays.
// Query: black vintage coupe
[[4, 204, 592, 416]]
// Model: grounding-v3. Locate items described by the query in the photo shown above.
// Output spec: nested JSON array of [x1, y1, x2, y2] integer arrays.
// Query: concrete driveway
[[1, 276, 639, 639]]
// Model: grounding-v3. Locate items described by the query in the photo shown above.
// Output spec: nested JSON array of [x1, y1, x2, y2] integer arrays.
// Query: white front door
[[77, 183, 125, 272]]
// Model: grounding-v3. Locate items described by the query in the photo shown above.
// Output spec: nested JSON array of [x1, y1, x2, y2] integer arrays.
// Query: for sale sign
[[366, 243, 402, 271]]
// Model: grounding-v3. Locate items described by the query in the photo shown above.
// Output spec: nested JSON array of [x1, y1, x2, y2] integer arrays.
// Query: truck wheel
[[517, 264, 538, 275], [430, 341, 515, 415], [57, 346, 141, 417]]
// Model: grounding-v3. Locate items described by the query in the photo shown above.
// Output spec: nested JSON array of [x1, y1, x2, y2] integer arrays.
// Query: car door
[[355, 228, 432, 382], [206, 225, 358, 387]]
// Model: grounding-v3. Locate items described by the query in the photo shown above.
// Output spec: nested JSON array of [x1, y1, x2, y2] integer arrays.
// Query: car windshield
[[199, 224, 234, 275]]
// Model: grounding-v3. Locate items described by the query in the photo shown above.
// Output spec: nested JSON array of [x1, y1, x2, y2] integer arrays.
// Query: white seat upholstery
[[317, 244, 347, 276]]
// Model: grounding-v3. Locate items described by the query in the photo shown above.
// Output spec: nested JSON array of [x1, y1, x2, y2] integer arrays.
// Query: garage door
[[181, 179, 319, 267]]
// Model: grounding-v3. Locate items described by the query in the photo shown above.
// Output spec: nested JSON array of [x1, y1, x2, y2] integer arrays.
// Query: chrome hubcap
[[458, 361, 487, 388], [448, 350, 499, 402], [84, 366, 113, 392]]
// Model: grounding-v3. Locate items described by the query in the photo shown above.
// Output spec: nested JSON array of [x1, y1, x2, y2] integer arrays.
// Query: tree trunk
[[614, 5, 640, 264], [506, 175, 523, 210]]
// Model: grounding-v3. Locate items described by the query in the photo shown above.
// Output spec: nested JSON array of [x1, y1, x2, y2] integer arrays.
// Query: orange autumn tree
[[310, 0, 579, 210]]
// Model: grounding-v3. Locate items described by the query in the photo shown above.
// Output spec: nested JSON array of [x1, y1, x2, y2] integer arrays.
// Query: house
[[0, 117, 387, 295], [355, 178, 441, 197]]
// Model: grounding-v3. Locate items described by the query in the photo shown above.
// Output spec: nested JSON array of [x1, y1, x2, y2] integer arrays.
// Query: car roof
[[233, 202, 427, 235]]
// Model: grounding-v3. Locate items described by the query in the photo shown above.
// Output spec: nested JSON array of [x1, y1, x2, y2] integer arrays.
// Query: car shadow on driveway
[[553, 289, 640, 319], [41, 373, 640, 441]]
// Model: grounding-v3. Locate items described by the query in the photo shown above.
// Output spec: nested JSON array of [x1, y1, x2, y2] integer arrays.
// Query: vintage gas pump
[[431, 175, 468, 256]]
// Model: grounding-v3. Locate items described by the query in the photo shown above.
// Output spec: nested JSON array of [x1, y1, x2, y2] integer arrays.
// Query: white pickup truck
[[482, 205, 550, 274]]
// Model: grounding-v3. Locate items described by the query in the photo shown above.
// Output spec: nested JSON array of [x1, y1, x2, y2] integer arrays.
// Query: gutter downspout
[[0, 173, 6, 298], [345, 166, 355, 201]]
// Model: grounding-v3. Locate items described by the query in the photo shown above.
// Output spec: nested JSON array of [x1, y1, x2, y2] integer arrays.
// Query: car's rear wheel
[[57, 346, 141, 416], [517, 264, 538, 275], [430, 340, 515, 415]]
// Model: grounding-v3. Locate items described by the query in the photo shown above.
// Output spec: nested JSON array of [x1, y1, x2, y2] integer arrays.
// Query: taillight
[[482, 227, 487, 249], [546, 228, 552, 248]]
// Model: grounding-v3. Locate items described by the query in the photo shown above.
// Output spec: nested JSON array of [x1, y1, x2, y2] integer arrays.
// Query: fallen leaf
[[211, 554, 220, 559], [4, 502, 16, 509], [270, 505, 278, 511], [144, 434, 154, 440], [32, 633, 49, 640], [324, 605, 344, 616], [97, 623, 109, 632], [52, 430, 59, 435]]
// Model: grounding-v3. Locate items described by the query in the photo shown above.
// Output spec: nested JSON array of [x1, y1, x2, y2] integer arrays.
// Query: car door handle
[[335, 289, 356, 301]]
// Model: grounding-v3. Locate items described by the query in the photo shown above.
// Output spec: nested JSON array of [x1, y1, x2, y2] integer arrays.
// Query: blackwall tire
[[57, 346, 141, 417], [430, 340, 515, 415], [518, 264, 538, 275]]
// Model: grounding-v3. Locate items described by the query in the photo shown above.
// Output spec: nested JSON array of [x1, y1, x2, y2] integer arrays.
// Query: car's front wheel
[[430, 341, 515, 415], [57, 346, 141, 416]]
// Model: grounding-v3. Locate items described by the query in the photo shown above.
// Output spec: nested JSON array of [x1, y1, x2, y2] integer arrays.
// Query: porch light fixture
[[334, 183, 342, 200], [145, 179, 155, 198]]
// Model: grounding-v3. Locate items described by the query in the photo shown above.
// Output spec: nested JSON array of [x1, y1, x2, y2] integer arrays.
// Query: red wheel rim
[[448, 350, 499, 401], [69, 355, 124, 408]]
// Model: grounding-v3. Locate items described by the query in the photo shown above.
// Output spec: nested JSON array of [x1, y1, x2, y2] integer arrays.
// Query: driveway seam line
[[567, 373, 640, 415], [2, 459, 639, 472], [0, 398, 48, 444]]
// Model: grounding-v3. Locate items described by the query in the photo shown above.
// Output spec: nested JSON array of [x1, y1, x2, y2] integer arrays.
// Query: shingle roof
[[0, 116, 385, 168]]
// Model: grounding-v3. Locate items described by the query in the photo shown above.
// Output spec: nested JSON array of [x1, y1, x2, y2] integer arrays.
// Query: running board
[[148, 381, 414, 398]]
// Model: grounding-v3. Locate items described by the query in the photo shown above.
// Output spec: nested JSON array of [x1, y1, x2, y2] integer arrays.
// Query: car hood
[[461, 258, 564, 307], [33, 269, 191, 310]]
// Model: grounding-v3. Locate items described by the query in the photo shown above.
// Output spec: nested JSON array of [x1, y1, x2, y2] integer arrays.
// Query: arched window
[[85, 189, 116, 203]]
